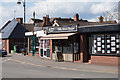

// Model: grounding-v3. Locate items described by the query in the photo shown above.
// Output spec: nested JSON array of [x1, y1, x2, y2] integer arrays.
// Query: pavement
[[2, 53, 119, 78]]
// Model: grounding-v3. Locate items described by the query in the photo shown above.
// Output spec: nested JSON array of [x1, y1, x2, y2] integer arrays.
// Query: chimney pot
[[99, 16, 104, 23], [43, 16, 46, 26], [16, 18, 23, 24], [74, 13, 79, 21]]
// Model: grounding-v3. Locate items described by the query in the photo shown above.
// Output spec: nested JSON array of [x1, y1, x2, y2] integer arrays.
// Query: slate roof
[[22, 24, 34, 32], [0, 20, 11, 31], [1, 19, 29, 39], [1, 19, 18, 39], [78, 24, 120, 33]]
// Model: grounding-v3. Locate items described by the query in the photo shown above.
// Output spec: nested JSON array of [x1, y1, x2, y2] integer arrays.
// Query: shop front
[[25, 30, 46, 56], [39, 25, 81, 61], [40, 33, 80, 61], [89, 33, 120, 65], [78, 24, 120, 65], [28, 36, 39, 56]]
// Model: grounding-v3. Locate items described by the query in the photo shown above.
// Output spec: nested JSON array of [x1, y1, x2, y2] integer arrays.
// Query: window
[[63, 41, 73, 53], [40, 40, 50, 58], [91, 33, 119, 55], [52, 35, 79, 54], [52, 40, 74, 54]]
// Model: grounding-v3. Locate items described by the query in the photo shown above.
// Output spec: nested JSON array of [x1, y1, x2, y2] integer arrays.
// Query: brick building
[[1, 13, 119, 66], [27, 14, 119, 66], [0, 18, 34, 53]]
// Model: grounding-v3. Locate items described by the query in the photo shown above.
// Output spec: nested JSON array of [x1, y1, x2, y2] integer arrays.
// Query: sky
[[0, 0, 119, 28]]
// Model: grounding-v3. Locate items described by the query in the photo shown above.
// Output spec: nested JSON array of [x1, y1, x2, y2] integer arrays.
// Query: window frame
[[90, 33, 120, 56]]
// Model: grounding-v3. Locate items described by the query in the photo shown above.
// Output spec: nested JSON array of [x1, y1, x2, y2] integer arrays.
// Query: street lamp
[[17, 0, 26, 56], [32, 11, 36, 56]]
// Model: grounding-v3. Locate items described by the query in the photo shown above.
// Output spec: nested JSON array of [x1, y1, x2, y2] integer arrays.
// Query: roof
[[50, 17, 88, 26], [22, 24, 34, 32], [28, 18, 43, 24], [1, 19, 28, 39], [78, 24, 120, 33], [1, 19, 18, 39], [0, 20, 11, 31], [35, 23, 44, 27], [54, 20, 114, 27]]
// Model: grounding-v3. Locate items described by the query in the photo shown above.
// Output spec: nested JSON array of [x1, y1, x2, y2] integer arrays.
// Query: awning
[[40, 33, 76, 40]]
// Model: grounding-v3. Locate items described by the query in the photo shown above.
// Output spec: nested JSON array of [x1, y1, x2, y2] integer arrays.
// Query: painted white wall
[[28, 19, 34, 24]]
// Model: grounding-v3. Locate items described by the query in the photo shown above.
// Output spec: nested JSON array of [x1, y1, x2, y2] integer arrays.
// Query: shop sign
[[48, 25, 77, 33]]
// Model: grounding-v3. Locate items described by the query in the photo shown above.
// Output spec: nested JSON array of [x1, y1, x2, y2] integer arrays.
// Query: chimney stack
[[46, 15, 50, 25], [99, 16, 104, 23], [74, 13, 79, 21], [43, 16, 46, 26], [42, 15, 51, 27], [16, 18, 23, 24]]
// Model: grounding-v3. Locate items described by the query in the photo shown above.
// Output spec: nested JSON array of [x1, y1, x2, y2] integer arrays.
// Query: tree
[[102, 1, 120, 23]]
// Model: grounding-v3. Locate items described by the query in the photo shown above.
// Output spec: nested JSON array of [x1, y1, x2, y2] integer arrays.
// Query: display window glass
[[40, 40, 50, 58], [91, 33, 119, 55]]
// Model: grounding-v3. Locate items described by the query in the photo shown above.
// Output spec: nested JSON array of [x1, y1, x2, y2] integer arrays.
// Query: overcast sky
[[0, 0, 119, 28]]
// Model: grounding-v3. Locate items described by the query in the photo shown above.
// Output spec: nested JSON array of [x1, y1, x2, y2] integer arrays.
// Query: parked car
[[0, 49, 7, 56]]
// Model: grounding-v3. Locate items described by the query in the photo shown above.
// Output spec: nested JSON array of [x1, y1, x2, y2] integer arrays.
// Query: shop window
[[52, 34, 79, 54], [91, 33, 119, 56], [74, 42, 79, 53], [40, 40, 50, 58], [52, 40, 62, 53], [63, 43, 73, 53], [52, 39, 79, 54]]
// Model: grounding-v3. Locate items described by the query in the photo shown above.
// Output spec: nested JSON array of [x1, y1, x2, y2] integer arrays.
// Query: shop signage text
[[48, 25, 77, 33]]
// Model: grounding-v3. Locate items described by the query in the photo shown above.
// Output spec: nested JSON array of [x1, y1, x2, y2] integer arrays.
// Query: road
[[2, 53, 119, 78]]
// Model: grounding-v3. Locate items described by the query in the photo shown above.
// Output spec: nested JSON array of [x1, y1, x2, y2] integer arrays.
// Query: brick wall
[[2, 40, 6, 50], [7, 39, 9, 53], [2, 39, 9, 53], [29, 53, 33, 56], [91, 56, 119, 66], [35, 53, 39, 57]]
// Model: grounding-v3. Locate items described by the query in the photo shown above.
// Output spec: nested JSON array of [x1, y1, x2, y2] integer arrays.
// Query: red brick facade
[[29, 53, 33, 56], [2, 39, 9, 53], [90, 56, 119, 66]]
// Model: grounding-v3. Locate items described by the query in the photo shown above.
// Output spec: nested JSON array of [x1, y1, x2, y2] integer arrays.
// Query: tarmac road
[[2, 53, 119, 79]]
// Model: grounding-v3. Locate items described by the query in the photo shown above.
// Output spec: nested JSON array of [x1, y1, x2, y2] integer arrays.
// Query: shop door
[[40, 40, 50, 58], [43, 40, 47, 58]]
